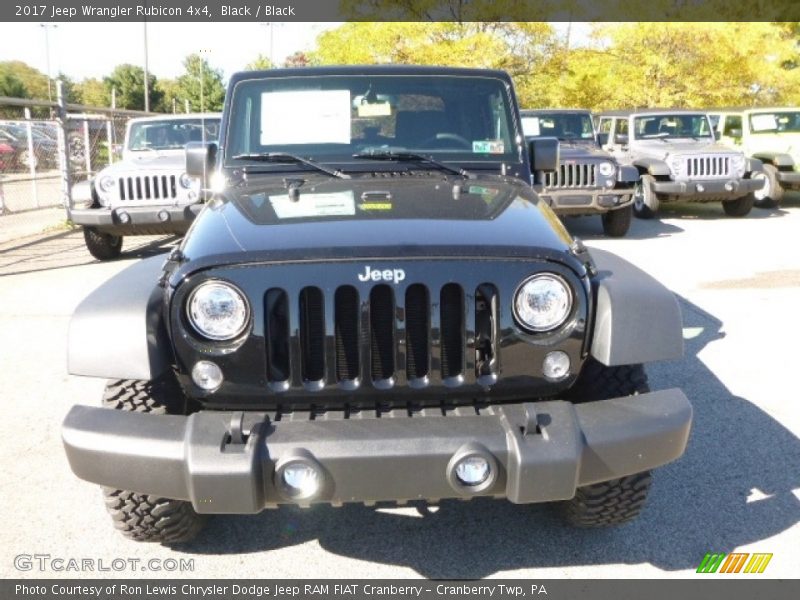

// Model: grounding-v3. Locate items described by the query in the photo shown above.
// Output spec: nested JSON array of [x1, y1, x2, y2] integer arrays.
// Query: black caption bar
[[2, 0, 800, 22], [4, 580, 800, 600]]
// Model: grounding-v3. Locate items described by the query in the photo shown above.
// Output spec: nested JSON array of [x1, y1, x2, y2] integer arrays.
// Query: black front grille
[[263, 282, 499, 390], [118, 175, 177, 201], [541, 162, 598, 188]]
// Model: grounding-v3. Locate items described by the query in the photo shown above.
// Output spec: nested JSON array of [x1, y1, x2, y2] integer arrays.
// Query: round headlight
[[98, 175, 115, 193], [731, 154, 746, 175], [598, 161, 615, 177], [187, 281, 250, 340], [514, 274, 573, 332], [669, 156, 683, 174], [179, 172, 194, 189]]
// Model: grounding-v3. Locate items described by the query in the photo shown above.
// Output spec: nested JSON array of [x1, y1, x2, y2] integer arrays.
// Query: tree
[[154, 78, 183, 113], [55, 72, 79, 103], [75, 78, 108, 107], [245, 54, 274, 71], [103, 64, 162, 111], [176, 54, 225, 112], [283, 52, 311, 68], [0, 61, 49, 99], [0, 70, 28, 98]]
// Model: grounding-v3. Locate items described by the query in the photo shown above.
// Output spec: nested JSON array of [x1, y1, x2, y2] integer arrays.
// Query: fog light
[[191, 360, 223, 391], [117, 211, 130, 224], [455, 456, 490, 487], [696, 184, 705, 193], [158, 209, 170, 222], [725, 182, 734, 191], [604, 178, 615, 188], [281, 462, 321, 499], [543, 350, 570, 381]]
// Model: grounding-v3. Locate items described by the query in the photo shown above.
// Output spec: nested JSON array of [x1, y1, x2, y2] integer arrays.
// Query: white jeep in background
[[596, 110, 764, 219], [70, 113, 221, 260]]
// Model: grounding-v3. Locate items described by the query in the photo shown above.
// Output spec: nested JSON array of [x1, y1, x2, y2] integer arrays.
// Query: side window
[[616, 118, 629, 136], [723, 115, 742, 136], [598, 118, 612, 134]]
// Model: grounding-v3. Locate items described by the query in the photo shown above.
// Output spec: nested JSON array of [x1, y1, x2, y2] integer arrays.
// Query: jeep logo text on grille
[[358, 266, 406, 284]]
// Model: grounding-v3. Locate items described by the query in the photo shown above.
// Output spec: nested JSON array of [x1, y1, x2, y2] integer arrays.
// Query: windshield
[[521, 113, 595, 141], [127, 118, 221, 151], [224, 74, 519, 168], [748, 111, 800, 134], [632, 114, 713, 140]]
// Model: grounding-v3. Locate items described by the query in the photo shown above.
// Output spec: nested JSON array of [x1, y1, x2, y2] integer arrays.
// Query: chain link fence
[[0, 86, 151, 244]]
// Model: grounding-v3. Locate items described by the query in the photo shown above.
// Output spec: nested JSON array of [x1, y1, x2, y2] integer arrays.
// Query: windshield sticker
[[473, 140, 505, 154], [358, 202, 393, 211], [260, 90, 351, 145], [357, 102, 392, 118], [751, 114, 778, 132], [521, 117, 540, 136], [269, 191, 355, 219]]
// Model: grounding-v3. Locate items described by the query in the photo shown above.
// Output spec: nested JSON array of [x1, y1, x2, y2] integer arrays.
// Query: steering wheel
[[418, 133, 472, 149]]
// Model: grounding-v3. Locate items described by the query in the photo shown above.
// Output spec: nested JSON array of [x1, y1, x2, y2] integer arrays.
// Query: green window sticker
[[473, 140, 505, 154]]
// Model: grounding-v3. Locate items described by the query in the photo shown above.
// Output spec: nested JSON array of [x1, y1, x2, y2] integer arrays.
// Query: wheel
[[559, 358, 653, 527], [83, 227, 122, 260], [601, 205, 632, 237], [722, 193, 754, 217], [752, 164, 784, 208], [632, 174, 659, 219], [101, 377, 206, 544]]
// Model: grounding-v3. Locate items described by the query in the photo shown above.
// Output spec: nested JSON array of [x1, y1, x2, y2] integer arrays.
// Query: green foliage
[[0, 70, 28, 98], [154, 78, 183, 113], [176, 54, 226, 112], [103, 64, 163, 111], [245, 54, 274, 71], [75, 78, 108, 107], [0, 61, 49, 99]]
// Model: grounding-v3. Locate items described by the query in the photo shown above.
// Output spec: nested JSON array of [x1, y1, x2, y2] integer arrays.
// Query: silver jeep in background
[[71, 113, 221, 260], [596, 110, 763, 219]]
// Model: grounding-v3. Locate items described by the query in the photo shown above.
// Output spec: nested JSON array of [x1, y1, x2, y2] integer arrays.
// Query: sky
[[0, 22, 338, 81]]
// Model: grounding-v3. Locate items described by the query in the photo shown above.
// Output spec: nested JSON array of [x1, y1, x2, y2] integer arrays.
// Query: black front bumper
[[70, 204, 202, 235], [536, 187, 633, 215], [650, 177, 763, 201], [63, 390, 692, 513]]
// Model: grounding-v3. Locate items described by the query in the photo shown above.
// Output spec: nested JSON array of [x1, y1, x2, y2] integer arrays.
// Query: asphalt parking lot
[[0, 198, 798, 579]]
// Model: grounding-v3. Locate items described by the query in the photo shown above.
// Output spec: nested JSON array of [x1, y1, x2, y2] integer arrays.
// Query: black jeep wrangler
[[521, 109, 638, 237], [63, 66, 692, 544]]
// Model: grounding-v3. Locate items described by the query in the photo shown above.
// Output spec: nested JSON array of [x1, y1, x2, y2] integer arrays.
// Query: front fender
[[746, 157, 764, 173], [632, 158, 671, 177], [751, 152, 794, 169], [617, 165, 640, 184], [68, 255, 171, 381], [588, 248, 683, 366]]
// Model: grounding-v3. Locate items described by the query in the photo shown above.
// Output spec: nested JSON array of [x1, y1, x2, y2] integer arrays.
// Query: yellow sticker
[[359, 202, 393, 211], [357, 103, 392, 117]]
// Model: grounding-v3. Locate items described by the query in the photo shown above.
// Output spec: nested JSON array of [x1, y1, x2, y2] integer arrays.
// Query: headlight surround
[[179, 172, 194, 189], [98, 175, 115, 193], [731, 154, 746, 176], [598, 161, 615, 177], [669, 156, 683, 175], [187, 281, 250, 341], [513, 273, 573, 333]]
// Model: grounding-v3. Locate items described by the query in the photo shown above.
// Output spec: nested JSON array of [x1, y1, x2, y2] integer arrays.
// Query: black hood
[[554, 141, 609, 160], [177, 173, 574, 271]]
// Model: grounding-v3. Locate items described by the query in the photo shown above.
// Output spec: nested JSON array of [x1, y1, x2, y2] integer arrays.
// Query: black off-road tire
[[722, 192, 754, 217], [632, 174, 659, 219], [83, 227, 122, 260], [559, 358, 652, 527], [101, 377, 206, 544], [601, 204, 632, 237], [752, 164, 784, 208], [562, 472, 653, 527]]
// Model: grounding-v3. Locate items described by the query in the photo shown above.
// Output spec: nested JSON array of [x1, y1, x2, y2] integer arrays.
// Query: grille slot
[[475, 284, 499, 380], [334, 286, 360, 382], [684, 155, 731, 179], [405, 284, 430, 380], [369, 285, 395, 382], [299, 287, 325, 382], [542, 162, 597, 189], [440, 284, 464, 379], [265, 289, 290, 384], [117, 175, 177, 201]]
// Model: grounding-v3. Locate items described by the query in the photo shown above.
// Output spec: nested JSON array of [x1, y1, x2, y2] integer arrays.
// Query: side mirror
[[528, 137, 559, 173], [727, 128, 742, 139], [597, 132, 609, 146], [185, 141, 218, 183], [613, 134, 628, 145]]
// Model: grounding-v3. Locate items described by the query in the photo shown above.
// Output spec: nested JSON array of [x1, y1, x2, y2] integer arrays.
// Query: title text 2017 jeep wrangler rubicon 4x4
[[70, 114, 220, 260], [521, 109, 639, 237], [709, 107, 800, 208], [62, 66, 692, 544], [597, 109, 763, 219]]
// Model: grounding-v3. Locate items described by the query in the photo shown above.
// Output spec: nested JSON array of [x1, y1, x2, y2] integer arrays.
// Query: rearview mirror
[[185, 141, 218, 183], [528, 137, 559, 173]]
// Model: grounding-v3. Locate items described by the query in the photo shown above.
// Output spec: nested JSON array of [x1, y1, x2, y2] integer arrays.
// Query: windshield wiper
[[352, 150, 475, 179], [230, 152, 351, 179]]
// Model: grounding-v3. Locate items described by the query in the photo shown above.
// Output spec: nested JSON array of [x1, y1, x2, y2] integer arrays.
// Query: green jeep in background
[[709, 108, 800, 207]]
